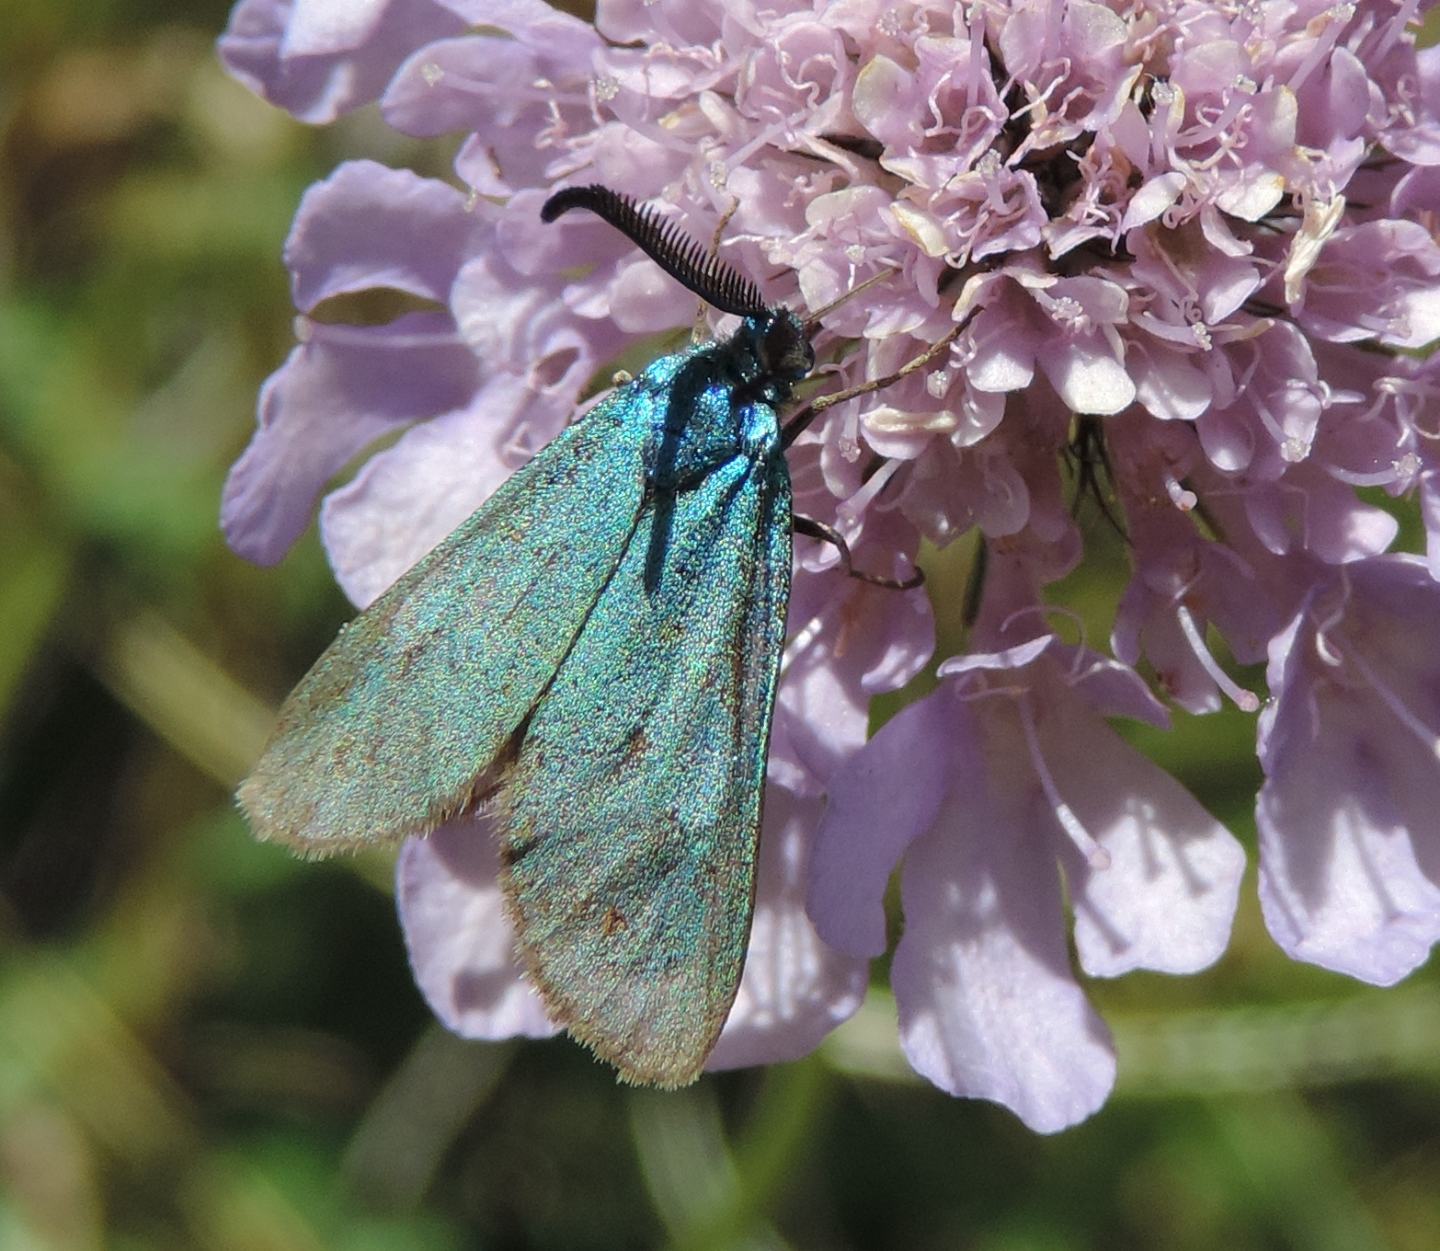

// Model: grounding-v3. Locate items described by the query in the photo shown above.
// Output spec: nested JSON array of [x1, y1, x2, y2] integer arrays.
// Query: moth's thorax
[[637, 309, 811, 492]]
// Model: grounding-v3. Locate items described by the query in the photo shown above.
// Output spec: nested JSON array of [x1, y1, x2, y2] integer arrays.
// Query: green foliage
[[2, 4, 1439, 1249]]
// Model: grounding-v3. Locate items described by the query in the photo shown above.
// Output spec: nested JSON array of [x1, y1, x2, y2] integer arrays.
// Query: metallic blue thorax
[[627, 312, 808, 492]]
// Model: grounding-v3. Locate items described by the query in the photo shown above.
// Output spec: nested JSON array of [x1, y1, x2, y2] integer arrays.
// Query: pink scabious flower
[[220, 0, 1440, 1129]]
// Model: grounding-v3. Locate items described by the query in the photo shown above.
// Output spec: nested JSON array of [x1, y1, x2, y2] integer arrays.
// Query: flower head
[[222, 0, 1440, 1125]]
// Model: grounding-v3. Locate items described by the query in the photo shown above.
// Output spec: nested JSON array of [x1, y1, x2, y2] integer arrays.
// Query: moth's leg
[[780, 402, 821, 450], [792, 514, 924, 590], [784, 316, 974, 581]]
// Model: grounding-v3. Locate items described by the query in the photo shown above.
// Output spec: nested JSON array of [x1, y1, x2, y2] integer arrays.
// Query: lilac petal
[[891, 730, 1115, 1131], [1258, 569, 1440, 984], [397, 818, 557, 1041], [1130, 342, 1213, 422], [707, 787, 868, 1071], [1422, 468, 1440, 580], [939, 634, 1052, 681], [221, 313, 480, 566], [219, 0, 465, 123], [607, 258, 697, 333], [281, 0, 387, 56], [1379, 44, 1440, 164], [1391, 166, 1440, 221], [1258, 696, 1440, 985], [1038, 332, 1136, 415], [383, 10, 598, 186], [1049, 708, 1244, 976], [1301, 472, 1399, 561], [1252, 470, 1399, 563], [1058, 646, 1171, 728], [452, 245, 624, 399], [437, 0, 600, 56], [383, 36, 532, 138], [1110, 579, 1224, 716], [1121, 172, 1185, 232], [286, 161, 484, 310], [966, 303, 1036, 393], [595, 0, 721, 50], [1196, 403, 1256, 473], [808, 689, 958, 958], [320, 376, 558, 607], [774, 569, 933, 791], [768, 652, 867, 803]]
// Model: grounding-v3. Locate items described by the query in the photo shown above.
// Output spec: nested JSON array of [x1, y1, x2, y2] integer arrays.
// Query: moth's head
[[756, 310, 814, 384]]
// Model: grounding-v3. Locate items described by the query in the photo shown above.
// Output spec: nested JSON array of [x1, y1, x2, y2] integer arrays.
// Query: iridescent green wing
[[239, 389, 656, 855], [499, 449, 793, 1087]]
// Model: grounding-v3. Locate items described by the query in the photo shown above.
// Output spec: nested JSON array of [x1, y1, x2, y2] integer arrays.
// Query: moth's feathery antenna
[[541, 185, 770, 320]]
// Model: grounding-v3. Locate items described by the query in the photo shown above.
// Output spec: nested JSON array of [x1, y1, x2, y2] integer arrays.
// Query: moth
[[240, 186, 932, 1085]]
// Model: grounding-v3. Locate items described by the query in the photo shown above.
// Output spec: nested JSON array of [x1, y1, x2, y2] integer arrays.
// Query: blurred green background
[[3, 4, 1440, 1249]]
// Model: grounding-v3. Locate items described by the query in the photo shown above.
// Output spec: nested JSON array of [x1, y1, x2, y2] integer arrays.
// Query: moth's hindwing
[[500, 446, 792, 1086]]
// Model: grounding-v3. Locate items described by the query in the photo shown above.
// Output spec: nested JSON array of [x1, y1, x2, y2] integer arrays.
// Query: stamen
[[1249, 380, 1316, 460], [1041, 294, 1087, 332], [1281, 435, 1310, 463], [1148, 80, 1177, 167], [1286, 5, 1355, 91], [1175, 603, 1261, 711], [997, 603, 1087, 652], [1310, 579, 1348, 667], [1371, 0, 1420, 60], [725, 115, 804, 173], [838, 458, 902, 524], [965, 6, 987, 110], [1164, 474, 1197, 511], [1327, 452, 1420, 488], [1313, 628, 1343, 667], [1018, 699, 1112, 870], [1176, 85, 1251, 146], [877, 9, 905, 37]]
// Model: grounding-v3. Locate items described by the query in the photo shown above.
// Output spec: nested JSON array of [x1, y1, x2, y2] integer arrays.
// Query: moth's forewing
[[239, 392, 654, 855], [499, 448, 792, 1086]]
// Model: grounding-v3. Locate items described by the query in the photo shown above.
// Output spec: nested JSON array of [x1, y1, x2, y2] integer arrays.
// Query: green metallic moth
[[240, 186, 924, 1087]]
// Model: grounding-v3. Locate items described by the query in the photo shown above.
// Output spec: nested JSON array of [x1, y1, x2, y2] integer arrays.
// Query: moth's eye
[[794, 336, 816, 376], [761, 317, 813, 380]]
